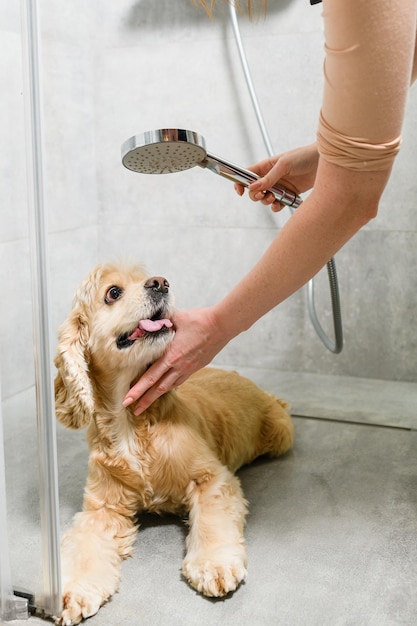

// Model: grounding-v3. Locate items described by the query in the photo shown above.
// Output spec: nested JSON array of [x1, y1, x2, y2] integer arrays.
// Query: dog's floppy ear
[[54, 308, 94, 429]]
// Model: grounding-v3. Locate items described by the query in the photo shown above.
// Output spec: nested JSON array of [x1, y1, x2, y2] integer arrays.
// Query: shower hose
[[229, 3, 343, 354]]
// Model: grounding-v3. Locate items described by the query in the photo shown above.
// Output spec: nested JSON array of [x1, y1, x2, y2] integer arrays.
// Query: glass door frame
[[18, 0, 61, 617]]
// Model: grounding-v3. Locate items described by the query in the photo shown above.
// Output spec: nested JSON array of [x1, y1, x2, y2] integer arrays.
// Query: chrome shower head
[[121, 128, 302, 208], [122, 129, 207, 175]]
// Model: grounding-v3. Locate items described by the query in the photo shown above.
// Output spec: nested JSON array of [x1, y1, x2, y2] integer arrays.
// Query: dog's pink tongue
[[128, 319, 173, 340], [139, 319, 173, 332]]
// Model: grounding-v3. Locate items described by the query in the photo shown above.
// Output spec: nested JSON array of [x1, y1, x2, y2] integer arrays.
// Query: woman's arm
[[123, 0, 415, 414], [124, 158, 391, 414]]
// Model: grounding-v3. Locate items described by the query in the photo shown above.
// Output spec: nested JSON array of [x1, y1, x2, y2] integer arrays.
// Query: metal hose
[[228, 2, 343, 353]]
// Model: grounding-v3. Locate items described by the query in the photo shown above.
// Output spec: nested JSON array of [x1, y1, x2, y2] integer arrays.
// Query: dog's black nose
[[144, 276, 170, 294]]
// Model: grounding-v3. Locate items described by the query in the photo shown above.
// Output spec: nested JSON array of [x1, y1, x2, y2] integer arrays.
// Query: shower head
[[121, 128, 302, 208]]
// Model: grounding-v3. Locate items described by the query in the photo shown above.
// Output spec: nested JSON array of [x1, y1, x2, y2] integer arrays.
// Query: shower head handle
[[121, 128, 302, 209], [203, 152, 301, 208]]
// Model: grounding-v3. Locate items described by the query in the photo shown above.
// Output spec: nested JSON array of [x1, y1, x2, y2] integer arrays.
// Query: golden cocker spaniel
[[54, 262, 294, 625]]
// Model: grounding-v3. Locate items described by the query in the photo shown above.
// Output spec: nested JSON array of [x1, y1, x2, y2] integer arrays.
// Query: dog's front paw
[[183, 547, 247, 597], [57, 587, 105, 625]]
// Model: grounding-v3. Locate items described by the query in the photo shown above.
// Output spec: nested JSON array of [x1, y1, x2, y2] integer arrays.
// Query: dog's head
[[54, 262, 175, 429]]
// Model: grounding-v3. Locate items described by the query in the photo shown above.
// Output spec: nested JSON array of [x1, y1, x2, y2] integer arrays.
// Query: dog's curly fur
[[54, 262, 294, 625]]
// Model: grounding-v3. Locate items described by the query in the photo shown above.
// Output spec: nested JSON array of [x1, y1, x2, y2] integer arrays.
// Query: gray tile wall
[[1, 0, 416, 409], [0, 0, 99, 402]]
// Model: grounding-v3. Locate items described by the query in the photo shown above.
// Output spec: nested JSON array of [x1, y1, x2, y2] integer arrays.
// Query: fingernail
[[255, 192, 264, 200], [122, 396, 134, 407]]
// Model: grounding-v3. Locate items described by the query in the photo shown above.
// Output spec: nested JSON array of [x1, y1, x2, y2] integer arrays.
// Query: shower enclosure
[[1, 0, 61, 620], [1, 0, 416, 622]]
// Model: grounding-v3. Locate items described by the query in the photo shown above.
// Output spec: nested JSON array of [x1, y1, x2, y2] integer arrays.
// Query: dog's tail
[[258, 396, 294, 458]]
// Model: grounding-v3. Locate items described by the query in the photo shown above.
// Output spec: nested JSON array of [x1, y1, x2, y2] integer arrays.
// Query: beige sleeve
[[317, 0, 417, 171]]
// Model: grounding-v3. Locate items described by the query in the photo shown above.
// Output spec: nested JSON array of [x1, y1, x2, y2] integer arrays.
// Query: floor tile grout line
[[292, 413, 412, 431]]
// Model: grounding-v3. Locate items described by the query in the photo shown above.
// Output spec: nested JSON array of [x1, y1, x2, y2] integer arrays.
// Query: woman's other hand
[[122, 307, 232, 415], [235, 143, 319, 210]]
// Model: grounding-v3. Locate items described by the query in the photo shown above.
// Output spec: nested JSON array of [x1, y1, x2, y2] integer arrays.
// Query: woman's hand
[[123, 307, 232, 415], [235, 143, 319, 210]]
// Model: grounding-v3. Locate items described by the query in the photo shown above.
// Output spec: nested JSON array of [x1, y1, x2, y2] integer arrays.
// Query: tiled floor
[[6, 370, 417, 626]]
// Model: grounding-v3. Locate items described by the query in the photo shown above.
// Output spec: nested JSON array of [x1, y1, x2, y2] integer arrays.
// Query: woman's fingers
[[123, 358, 172, 408], [122, 307, 229, 416], [132, 369, 178, 415]]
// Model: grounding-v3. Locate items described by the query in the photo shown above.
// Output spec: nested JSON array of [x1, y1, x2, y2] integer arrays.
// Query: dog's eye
[[105, 286, 123, 304]]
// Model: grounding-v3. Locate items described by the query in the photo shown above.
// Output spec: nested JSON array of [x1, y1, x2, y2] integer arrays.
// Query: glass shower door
[[0, 382, 29, 622], [0, 0, 61, 620]]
